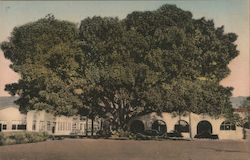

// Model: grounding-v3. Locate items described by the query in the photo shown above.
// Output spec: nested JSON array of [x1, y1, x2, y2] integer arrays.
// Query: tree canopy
[[1, 5, 239, 131]]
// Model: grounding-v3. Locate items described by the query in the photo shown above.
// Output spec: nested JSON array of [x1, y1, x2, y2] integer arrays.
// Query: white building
[[129, 112, 245, 140], [0, 97, 27, 132], [0, 96, 248, 139], [0, 97, 101, 135]]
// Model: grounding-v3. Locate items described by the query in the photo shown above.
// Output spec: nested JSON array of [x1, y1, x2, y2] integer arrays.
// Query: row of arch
[[130, 119, 237, 136]]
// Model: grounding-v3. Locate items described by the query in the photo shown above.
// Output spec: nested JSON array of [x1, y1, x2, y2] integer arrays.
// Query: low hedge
[[0, 131, 49, 146]]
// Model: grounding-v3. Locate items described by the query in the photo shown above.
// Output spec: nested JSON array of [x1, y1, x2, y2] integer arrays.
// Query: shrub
[[96, 130, 112, 138], [11, 132, 29, 144], [25, 132, 48, 143], [111, 130, 131, 137], [0, 131, 49, 146], [0, 133, 6, 145]]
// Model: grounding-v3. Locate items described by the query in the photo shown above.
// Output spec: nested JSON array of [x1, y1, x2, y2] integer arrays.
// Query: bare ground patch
[[0, 139, 249, 160]]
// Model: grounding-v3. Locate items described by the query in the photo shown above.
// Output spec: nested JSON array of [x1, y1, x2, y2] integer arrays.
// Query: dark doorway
[[52, 126, 55, 134], [0, 124, 2, 132], [130, 120, 144, 134], [197, 120, 212, 135], [152, 120, 167, 135], [175, 120, 190, 133]]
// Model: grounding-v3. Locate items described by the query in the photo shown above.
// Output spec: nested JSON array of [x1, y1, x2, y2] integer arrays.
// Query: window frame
[[2, 124, 7, 130], [220, 121, 236, 131]]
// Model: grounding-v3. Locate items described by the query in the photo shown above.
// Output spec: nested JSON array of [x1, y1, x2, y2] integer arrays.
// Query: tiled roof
[[0, 96, 19, 110], [234, 108, 250, 113]]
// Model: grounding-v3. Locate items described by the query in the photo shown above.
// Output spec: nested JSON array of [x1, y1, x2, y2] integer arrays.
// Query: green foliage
[[77, 4, 238, 129], [111, 130, 133, 138], [226, 97, 250, 127], [242, 96, 250, 109], [233, 96, 250, 127], [1, 15, 83, 115], [0, 132, 49, 146], [1, 5, 239, 131]]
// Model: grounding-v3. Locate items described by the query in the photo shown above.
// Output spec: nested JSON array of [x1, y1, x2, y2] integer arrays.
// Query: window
[[32, 121, 36, 131], [63, 122, 66, 131], [68, 123, 71, 130], [175, 120, 190, 133], [39, 121, 45, 131], [72, 123, 77, 130], [47, 121, 51, 131], [59, 122, 62, 131], [220, 121, 236, 131], [3, 124, 7, 130], [12, 124, 17, 130], [69, 122, 71, 130], [58, 122, 61, 131], [17, 124, 26, 130], [80, 123, 83, 130]]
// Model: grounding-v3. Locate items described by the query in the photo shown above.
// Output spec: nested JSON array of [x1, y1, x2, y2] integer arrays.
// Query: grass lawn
[[0, 139, 249, 160]]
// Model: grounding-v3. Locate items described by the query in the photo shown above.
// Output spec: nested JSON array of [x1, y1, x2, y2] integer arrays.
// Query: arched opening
[[197, 120, 213, 135], [220, 121, 236, 130], [175, 120, 190, 133], [152, 120, 167, 135], [130, 120, 144, 134]]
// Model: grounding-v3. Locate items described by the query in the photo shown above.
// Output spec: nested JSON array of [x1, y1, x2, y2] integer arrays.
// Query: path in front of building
[[0, 139, 249, 160]]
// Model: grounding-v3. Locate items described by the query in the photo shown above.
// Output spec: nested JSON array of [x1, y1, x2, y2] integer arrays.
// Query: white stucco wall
[[130, 112, 244, 140], [27, 110, 55, 133], [26, 110, 99, 136], [0, 105, 244, 140], [0, 107, 26, 132]]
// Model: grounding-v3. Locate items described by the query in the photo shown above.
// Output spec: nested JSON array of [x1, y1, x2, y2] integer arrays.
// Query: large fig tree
[[1, 5, 239, 131]]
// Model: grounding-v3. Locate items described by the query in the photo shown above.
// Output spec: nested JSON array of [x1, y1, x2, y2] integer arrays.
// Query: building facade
[[129, 112, 246, 140], [0, 97, 248, 139], [0, 97, 101, 135]]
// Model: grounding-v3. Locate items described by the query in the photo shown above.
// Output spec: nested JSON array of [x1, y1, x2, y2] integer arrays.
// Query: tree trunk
[[189, 112, 193, 140], [86, 118, 88, 137], [178, 111, 181, 124], [100, 118, 103, 131], [243, 127, 246, 139], [91, 117, 94, 137]]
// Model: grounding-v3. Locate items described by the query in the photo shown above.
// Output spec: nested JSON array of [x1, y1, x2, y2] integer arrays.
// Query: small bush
[[0, 133, 7, 145], [4, 138, 16, 145], [11, 132, 29, 144], [25, 132, 48, 143], [0, 131, 49, 146], [96, 130, 112, 138], [111, 130, 135, 139]]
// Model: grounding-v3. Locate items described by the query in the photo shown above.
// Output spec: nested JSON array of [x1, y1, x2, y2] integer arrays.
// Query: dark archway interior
[[175, 120, 190, 133], [152, 120, 167, 135], [130, 120, 144, 134], [197, 120, 213, 135]]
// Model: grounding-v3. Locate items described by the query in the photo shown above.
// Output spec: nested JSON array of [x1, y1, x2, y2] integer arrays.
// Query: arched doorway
[[197, 120, 213, 135], [175, 120, 190, 133], [130, 120, 144, 134], [152, 120, 167, 135]]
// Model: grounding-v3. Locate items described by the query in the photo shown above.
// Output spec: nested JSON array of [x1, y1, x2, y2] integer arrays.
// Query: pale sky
[[0, 0, 249, 97]]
